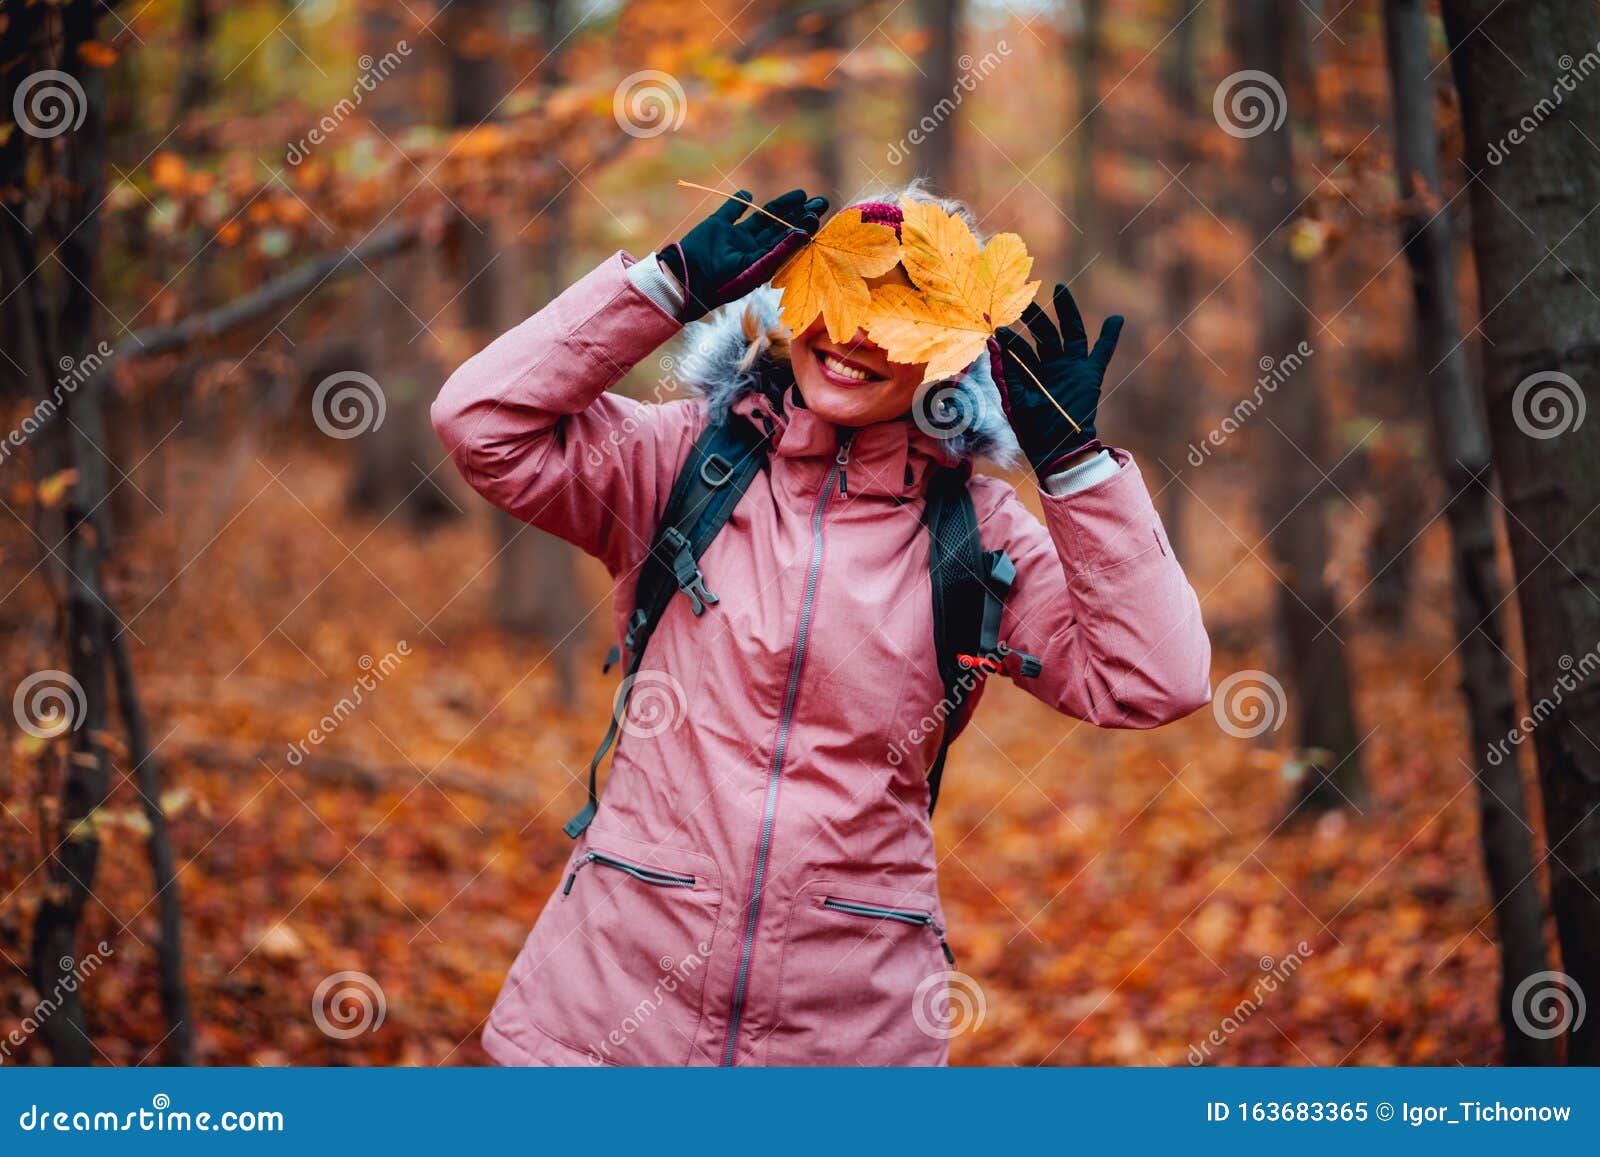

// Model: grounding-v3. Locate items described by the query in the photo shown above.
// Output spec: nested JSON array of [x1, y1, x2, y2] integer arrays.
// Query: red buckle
[[956, 653, 1002, 673]]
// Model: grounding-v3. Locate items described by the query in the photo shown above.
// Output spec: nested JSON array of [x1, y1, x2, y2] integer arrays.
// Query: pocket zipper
[[563, 851, 695, 895], [822, 897, 956, 965]]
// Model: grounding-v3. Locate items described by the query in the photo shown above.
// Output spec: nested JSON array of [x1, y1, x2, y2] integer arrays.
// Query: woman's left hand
[[994, 283, 1124, 480]]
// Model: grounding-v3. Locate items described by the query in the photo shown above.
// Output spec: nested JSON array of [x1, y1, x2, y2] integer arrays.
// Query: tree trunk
[[29, 3, 114, 1065], [1153, 0, 1204, 552], [345, 7, 458, 527], [1230, 0, 1364, 817], [509, 0, 581, 695], [0, 5, 51, 403], [801, 7, 846, 201], [1073, 0, 1105, 264], [1383, 0, 1552, 1065], [108, 627, 194, 1065], [174, 0, 212, 124], [30, 473, 112, 1067], [913, 0, 960, 191], [1361, 445, 1427, 629], [1443, 0, 1600, 1066], [447, 0, 581, 696], [447, 0, 502, 337], [16, 0, 193, 1066]]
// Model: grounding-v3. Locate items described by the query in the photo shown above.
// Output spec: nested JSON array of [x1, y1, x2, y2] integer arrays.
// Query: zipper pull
[[835, 431, 854, 496], [935, 921, 956, 965], [562, 851, 596, 895]]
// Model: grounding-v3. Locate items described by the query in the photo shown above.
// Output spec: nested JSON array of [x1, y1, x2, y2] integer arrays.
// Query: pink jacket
[[431, 253, 1211, 1066]]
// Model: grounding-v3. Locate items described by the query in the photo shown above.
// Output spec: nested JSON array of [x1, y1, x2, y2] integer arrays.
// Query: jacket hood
[[670, 286, 1022, 469]]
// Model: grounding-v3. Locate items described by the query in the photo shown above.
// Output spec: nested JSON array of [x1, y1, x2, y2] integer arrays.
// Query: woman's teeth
[[819, 351, 877, 382]]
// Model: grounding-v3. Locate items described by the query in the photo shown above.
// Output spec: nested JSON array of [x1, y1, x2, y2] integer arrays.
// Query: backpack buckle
[[658, 527, 719, 616], [958, 643, 1042, 679], [699, 451, 736, 488], [622, 607, 650, 652], [994, 642, 1042, 678]]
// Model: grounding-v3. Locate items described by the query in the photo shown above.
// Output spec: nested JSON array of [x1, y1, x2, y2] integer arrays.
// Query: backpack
[[564, 412, 1040, 840]]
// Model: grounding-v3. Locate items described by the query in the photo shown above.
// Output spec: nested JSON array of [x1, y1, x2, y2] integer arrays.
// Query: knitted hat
[[849, 201, 905, 234]]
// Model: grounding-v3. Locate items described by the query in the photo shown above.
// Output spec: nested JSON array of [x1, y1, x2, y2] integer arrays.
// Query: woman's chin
[[797, 386, 879, 425], [794, 373, 899, 427]]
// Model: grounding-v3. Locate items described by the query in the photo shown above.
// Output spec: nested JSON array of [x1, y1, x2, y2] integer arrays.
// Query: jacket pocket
[[563, 850, 696, 893], [820, 897, 956, 965], [766, 879, 951, 1066], [501, 834, 720, 1066]]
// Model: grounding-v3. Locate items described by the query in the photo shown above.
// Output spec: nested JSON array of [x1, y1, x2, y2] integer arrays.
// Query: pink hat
[[848, 201, 904, 234]]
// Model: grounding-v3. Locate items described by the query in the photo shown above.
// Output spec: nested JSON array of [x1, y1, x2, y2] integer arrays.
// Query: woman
[[431, 186, 1212, 1066]]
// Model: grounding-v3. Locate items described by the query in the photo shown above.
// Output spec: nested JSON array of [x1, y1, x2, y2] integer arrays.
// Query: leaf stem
[[676, 181, 803, 231], [1009, 358, 1082, 434]]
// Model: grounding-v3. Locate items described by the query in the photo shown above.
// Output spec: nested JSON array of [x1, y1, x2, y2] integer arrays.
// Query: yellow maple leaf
[[37, 468, 79, 510], [866, 199, 1039, 383], [894, 196, 981, 308], [771, 209, 902, 342]]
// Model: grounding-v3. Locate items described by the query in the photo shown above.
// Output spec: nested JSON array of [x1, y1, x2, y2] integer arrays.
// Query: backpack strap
[[923, 468, 1041, 815], [563, 413, 770, 839], [923, 469, 985, 815]]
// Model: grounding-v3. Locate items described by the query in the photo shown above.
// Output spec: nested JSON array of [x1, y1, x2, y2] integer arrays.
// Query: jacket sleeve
[[977, 451, 1213, 728], [430, 252, 705, 576]]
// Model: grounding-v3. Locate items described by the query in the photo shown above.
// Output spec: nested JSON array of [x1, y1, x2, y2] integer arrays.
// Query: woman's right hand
[[660, 189, 827, 322]]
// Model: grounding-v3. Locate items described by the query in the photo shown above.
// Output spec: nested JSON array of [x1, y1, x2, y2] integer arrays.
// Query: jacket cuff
[[1040, 449, 1171, 576], [1041, 448, 1119, 495], [625, 252, 688, 320]]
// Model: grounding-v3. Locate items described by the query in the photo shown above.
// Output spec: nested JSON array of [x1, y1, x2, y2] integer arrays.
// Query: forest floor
[[1, 438, 1531, 1066]]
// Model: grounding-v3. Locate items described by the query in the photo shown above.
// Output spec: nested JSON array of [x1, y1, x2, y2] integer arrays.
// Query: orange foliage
[[0, 443, 1512, 1067]]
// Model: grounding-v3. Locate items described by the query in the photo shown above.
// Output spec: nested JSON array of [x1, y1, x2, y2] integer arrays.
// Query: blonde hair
[[738, 302, 790, 373]]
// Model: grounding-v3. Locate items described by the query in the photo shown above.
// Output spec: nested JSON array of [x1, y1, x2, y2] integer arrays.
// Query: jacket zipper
[[720, 429, 854, 1066], [562, 850, 695, 894], [822, 897, 956, 965]]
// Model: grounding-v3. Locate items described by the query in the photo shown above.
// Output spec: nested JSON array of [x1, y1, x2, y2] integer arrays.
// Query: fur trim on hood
[[670, 286, 1022, 469]]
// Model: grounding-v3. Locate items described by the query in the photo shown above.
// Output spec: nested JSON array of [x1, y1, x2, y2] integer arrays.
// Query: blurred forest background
[[4, 0, 1600, 1067]]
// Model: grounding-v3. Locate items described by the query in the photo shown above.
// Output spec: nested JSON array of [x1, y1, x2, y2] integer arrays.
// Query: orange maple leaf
[[770, 209, 902, 342], [77, 41, 119, 69], [866, 199, 1038, 383]]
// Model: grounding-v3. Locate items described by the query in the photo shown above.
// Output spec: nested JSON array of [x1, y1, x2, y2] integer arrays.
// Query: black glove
[[994, 283, 1123, 481], [659, 189, 827, 322]]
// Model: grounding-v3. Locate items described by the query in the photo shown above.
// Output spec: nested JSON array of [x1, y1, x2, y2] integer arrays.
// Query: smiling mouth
[[812, 346, 888, 387]]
